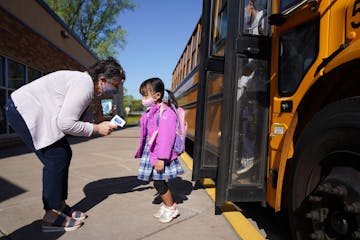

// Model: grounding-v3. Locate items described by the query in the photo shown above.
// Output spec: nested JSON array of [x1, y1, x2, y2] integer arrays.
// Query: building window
[[28, 67, 42, 83], [0, 89, 5, 134], [0, 56, 43, 136], [8, 59, 25, 89], [0, 56, 4, 87], [0, 57, 5, 134]]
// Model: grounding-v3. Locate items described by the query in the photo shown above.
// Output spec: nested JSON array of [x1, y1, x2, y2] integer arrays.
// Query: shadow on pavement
[[0, 177, 27, 203], [152, 177, 194, 204], [0, 175, 195, 240], [0, 176, 149, 240], [72, 176, 153, 213], [0, 220, 63, 240], [75, 176, 194, 212], [0, 143, 33, 159]]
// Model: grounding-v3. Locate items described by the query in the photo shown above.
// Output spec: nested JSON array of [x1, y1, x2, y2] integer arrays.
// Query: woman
[[5, 57, 125, 232]]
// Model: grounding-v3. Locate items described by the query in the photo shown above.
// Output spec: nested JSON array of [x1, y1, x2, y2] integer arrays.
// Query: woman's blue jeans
[[5, 97, 72, 210]]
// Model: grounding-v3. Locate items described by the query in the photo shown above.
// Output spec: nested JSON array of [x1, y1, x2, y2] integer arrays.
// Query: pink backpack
[[148, 103, 187, 155]]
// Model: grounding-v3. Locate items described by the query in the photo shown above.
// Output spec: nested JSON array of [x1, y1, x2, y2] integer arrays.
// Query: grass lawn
[[126, 115, 141, 125]]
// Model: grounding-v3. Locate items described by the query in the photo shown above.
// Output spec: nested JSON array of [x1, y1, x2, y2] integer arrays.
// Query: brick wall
[[0, 8, 84, 72], [0, 8, 126, 148]]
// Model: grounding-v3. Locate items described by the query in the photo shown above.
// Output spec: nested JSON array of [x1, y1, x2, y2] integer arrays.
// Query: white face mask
[[142, 98, 156, 107]]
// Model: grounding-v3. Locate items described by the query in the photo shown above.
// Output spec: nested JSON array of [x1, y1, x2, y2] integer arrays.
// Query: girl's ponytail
[[166, 89, 178, 108]]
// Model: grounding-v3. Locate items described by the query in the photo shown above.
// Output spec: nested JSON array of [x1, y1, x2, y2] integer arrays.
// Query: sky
[[116, 0, 202, 100]]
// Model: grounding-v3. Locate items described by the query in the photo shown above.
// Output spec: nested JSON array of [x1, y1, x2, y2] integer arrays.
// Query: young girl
[[134, 77, 184, 223]]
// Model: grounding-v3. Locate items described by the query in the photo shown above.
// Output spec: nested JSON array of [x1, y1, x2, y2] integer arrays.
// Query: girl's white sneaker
[[158, 203, 180, 223], [153, 204, 166, 218]]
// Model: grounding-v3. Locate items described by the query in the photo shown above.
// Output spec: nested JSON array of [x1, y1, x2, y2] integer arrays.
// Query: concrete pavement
[[0, 126, 240, 240]]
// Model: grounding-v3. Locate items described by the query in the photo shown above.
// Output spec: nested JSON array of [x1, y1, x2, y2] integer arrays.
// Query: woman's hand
[[93, 121, 117, 136], [154, 159, 165, 172]]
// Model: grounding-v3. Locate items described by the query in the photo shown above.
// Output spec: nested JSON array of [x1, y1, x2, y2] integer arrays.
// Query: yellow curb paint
[[181, 152, 193, 170], [204, 187, 216, 201], [223, 211, 265, 240], [200, 179, 216, 188], [180, 153, 266, 240]]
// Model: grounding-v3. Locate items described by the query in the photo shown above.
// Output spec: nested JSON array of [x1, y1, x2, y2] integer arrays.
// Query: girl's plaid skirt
[[137, 142, 184, 181]]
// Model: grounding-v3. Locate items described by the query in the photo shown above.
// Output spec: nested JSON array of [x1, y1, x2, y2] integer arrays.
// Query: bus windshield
[[280, 0, 301, 12]]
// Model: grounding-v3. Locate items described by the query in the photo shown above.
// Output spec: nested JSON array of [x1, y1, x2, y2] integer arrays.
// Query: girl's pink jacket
[[134, 103, 178, 165]]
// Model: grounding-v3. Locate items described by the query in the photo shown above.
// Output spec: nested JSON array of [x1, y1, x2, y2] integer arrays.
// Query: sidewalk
[[0, 126, 240, 240]]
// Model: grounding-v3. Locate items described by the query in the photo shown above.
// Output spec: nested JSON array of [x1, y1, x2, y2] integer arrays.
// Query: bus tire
[[289, 97, 360, 240]]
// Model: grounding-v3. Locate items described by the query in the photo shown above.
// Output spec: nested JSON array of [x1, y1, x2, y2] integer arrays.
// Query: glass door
[[216, 0, 271, 204], [192, 0, 227, 180]]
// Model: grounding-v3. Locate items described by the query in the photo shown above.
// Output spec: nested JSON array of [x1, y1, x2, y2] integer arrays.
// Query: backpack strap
[[156, 102, 168, 126], [148, 102, 168, 146]]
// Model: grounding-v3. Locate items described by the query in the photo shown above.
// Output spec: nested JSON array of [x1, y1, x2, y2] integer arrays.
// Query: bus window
[[243, 0, 268, 36], [201, 72, 224, 167], [232, 57, 268, 185], [197, 25, 201, 61], [211, 0, 227, 56], [192, 32, 198, 68], [187, 46, 191, 73], [278, 19, 319, 96]]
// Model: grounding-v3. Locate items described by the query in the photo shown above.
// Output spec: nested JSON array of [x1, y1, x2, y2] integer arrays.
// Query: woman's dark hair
[[139, 77, 178, 108], [87, 57, 126, 83]]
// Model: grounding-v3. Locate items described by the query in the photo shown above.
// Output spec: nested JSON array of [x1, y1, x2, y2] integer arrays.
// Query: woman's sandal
[[62, 205, 88, 221], [42, 212, 83, 232]]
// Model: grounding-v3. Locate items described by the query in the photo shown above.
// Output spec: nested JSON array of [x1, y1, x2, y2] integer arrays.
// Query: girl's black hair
[[87, 57, 126, 83], [165, 89, 178, 108], [139, 77, 178, 108]]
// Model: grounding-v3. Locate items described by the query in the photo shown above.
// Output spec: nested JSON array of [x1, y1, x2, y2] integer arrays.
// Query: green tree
[[123, 95, 143, 112], [44, 0, 136, 58], [123, 87, 143, 112], [131, 99, 143, 112], [123, 93, 134, 109]]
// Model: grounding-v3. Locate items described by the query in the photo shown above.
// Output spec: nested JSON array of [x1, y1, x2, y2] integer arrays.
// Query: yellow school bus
[[171, 18, 201, 149], [172, 0, 360, 239]]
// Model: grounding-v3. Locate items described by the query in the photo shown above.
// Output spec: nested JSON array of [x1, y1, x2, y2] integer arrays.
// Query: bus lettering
[[352, 0, 360, 28]]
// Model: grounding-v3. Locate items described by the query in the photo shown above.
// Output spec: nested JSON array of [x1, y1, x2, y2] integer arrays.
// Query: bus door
[[216, 0, 271, 205], [192, 0, 227, 180]]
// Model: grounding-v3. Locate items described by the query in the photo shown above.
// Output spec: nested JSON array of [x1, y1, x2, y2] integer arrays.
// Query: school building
[[0, 0, 124, 148]]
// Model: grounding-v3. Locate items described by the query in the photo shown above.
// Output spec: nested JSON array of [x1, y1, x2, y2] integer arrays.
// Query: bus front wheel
[[289, 98, 360, 240]]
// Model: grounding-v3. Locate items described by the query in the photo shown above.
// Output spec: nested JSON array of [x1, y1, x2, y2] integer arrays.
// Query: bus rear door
[[216, 0, 271, 205], [192, 0, 227, 180]]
